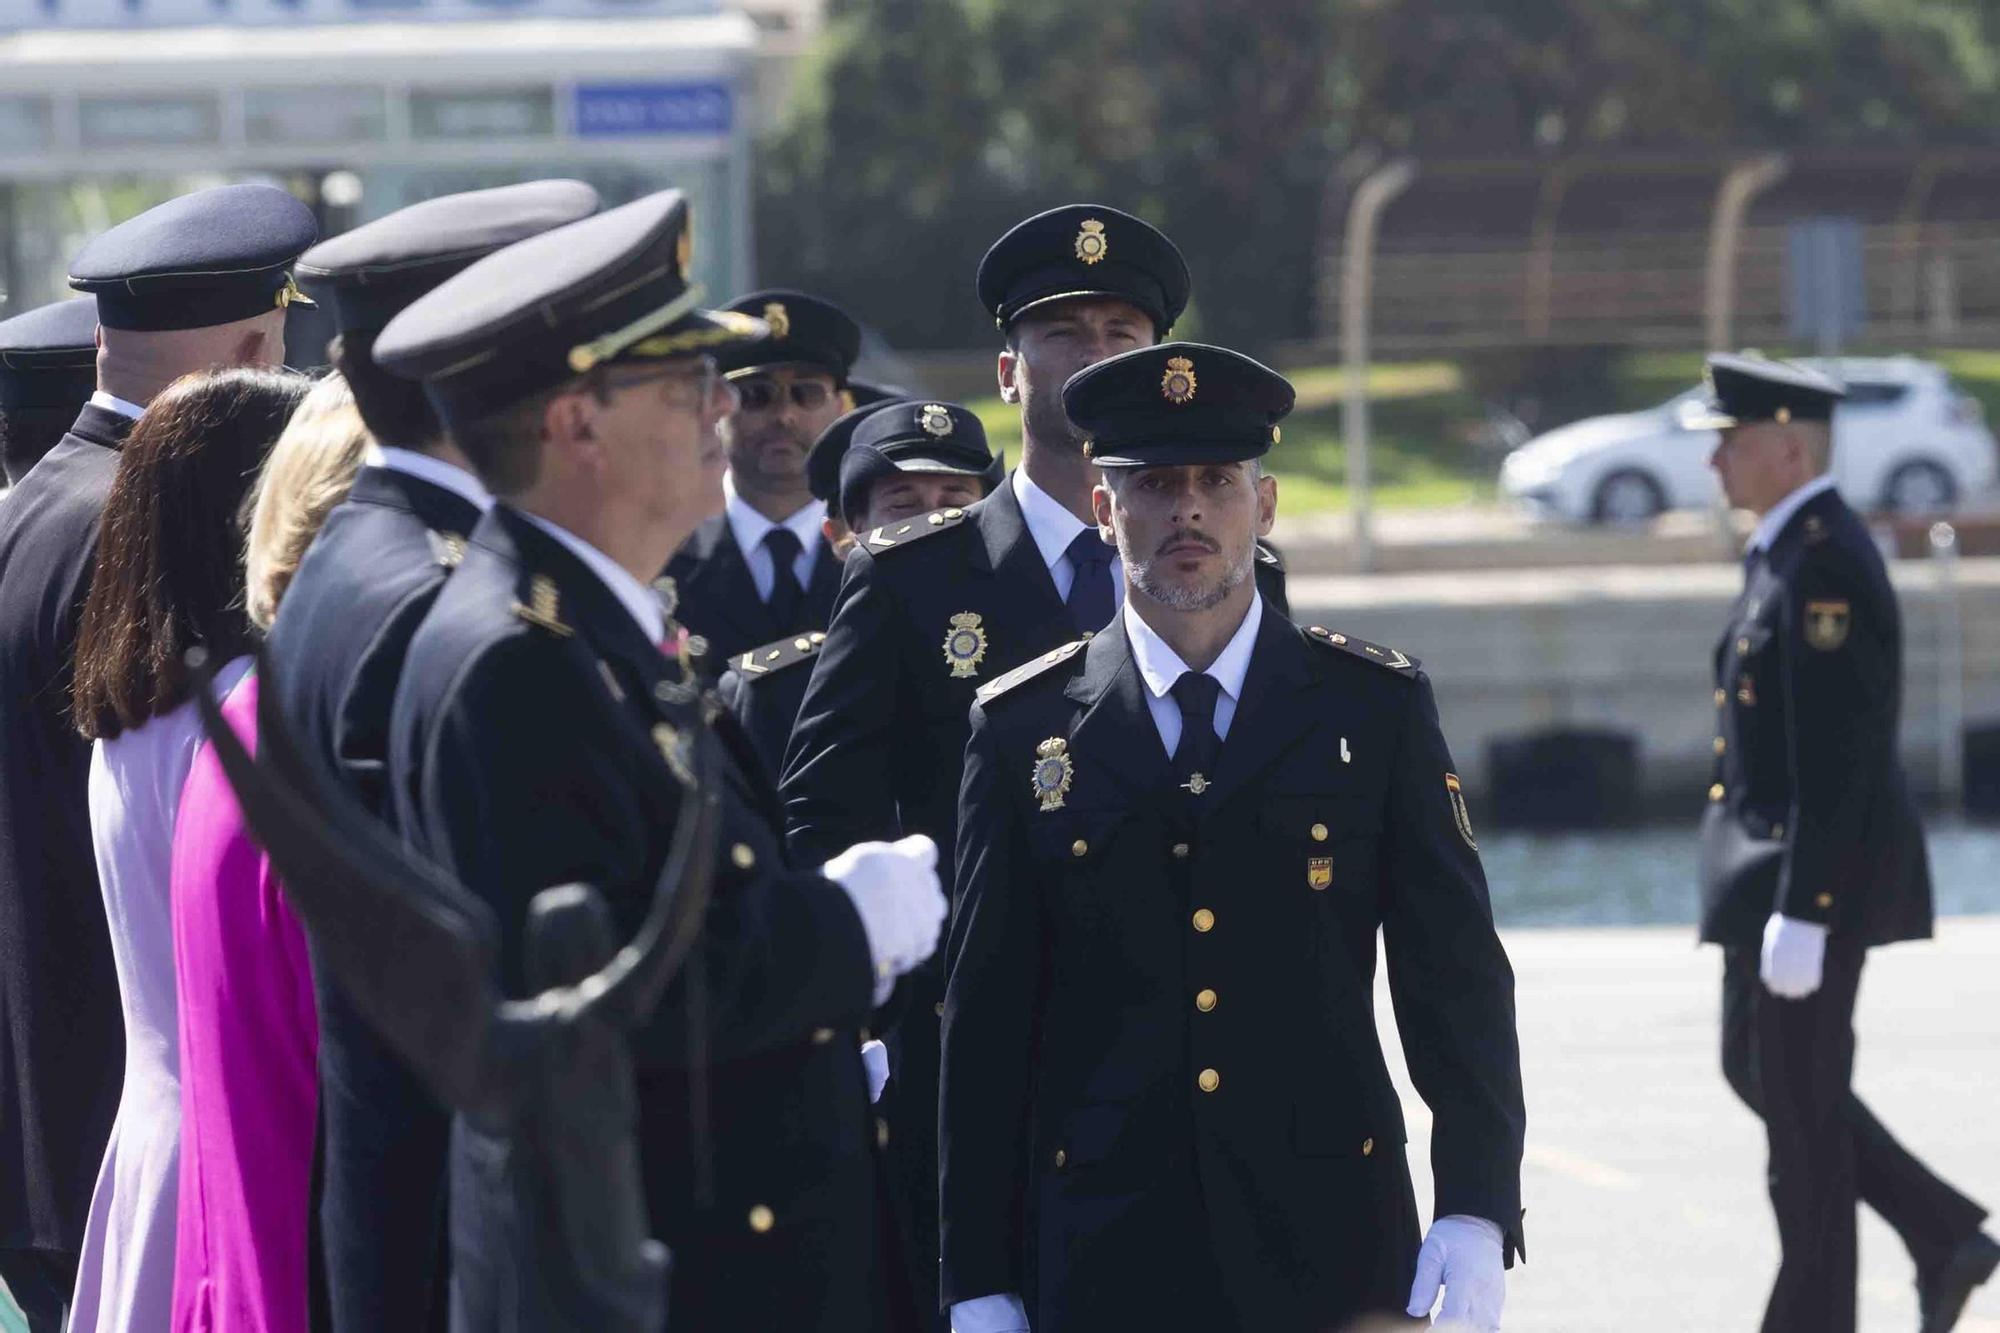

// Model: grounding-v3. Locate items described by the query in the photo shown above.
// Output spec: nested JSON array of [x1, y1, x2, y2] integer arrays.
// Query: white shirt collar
[[365, 444, 493, 513], [88, 390, 145, 421], [1124, 593, 1263, 709], [1748, 474, 1837, 553], [723, 472, 825, 561], [1011, 465, 1093, 572], [515, 511, 667, 645]]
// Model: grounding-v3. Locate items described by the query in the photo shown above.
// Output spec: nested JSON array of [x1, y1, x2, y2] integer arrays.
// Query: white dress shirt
[[1747, 473, 1837, 554], [89, 390, 146, 421], [1123, 594, 1262, 755], [723, 473, 825, 600], [517, 512, 667, 645], [365, 444, 493, 513], [1011, 467, 1124, 609]]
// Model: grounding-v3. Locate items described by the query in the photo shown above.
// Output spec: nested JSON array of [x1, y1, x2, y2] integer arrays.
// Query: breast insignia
[[974, 637, 1087, 706], [735, 631, 827, 679], [864, 505, 970, 553], [1304, 624, 1418, 674]]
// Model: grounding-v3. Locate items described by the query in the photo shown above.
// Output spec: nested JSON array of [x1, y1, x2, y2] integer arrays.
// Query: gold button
[[1171, 842, 1190, 859], [1191, 908, 1215, 933], [731, 843, 756, 870], [1709, 783, 1725, 802], [1362, 1138, 1375, 1157], [793, 638, 811, 651], [810, 631, 826, 644], [1713, 737, 1726, 755], [1737, 637, 1750, 654], [1310, 823, 1329, 842], [927, 513, 945, 526], [811, 1027, 834, 1044], [748, 1204, 775, 1233], [943, 508, 964, 519], [1053, 1148, 1067, 1169], [877, 1118, 890, 1148], [1815, 892, 1833, 909], [933, 1001, 945, 1018], [1714, 688, 1726, 706], [1195, 988, 1217, 1012], [1197, 1068, 1220, 1093], [1071, 839, 1088, 857]]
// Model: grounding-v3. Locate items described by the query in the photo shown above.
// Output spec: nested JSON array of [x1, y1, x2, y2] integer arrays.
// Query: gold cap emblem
[[762, 301, 791, 340], [1074, 218, 1108, 266], [919, 403, 955, 438], [1161, 356, 1197, 405], [1032, 737, 1074, 812], [275, 273, 314, 310]]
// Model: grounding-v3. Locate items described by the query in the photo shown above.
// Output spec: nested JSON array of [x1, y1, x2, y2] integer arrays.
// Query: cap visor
[[1011, 288, 1164, 328], [1092, 440, 1269, 468], [890, 455, 989, 477], [626, 308, 767, 362]]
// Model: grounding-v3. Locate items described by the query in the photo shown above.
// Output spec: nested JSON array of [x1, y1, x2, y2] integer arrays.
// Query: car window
[[1840, 380, 1909, 408]]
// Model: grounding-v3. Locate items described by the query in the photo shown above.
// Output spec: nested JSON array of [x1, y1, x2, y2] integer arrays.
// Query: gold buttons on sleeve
[[1191, 908, 1215, 933], [1310, 823, 1329, 842], [731, 843, 757, 870], [1194, 988, 1217, 1012], [1815, 892, 1833, 909], [933, 1001, 945, 1018], [1053, 1148, 1067, 1169], [1709, 783, 1725, 802], [1197, 1068, 1220, 1093], [1071, 839, 1089, 858], [1362, 1138, 1375, 1157], [748, 1205, 775, 1233]]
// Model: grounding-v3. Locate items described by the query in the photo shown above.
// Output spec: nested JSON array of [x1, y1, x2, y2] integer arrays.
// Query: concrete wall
[[1285, 556, 2000, 812]]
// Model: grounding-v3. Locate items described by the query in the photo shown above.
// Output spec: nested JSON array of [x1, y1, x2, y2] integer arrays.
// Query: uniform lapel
[[347, 465, 482, 538], [1197, 607, 1319, 817], [682, 517, 778, 648], [972, 474, 1067, 626], [1060, 626, 1172, 805], [65, 402, 134, 453]]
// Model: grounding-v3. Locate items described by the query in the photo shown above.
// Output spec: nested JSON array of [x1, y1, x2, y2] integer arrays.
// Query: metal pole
[[1703, 153, 1787, 351], [1341, 158, 1416, 574], [1931, 521, 1964, 812]]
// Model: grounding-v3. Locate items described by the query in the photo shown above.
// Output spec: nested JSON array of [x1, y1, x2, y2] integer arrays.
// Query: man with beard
[[663, 289, 859, 662], [940, 343, 1525, 1333]]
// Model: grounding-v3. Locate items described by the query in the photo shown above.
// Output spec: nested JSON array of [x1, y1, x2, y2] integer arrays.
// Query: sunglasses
[[734, 377, 836, 413]]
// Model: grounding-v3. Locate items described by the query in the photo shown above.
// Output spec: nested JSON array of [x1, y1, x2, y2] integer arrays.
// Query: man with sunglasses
[[374, 193, 947, 1332], [663, 289, 861, 662]]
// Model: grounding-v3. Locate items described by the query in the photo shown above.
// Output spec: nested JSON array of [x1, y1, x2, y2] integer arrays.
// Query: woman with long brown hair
[[67, 366, 309, 1333]]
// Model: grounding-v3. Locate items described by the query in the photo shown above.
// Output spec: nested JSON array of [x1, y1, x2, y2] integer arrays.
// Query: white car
[[1500, 357, 1999, 523]]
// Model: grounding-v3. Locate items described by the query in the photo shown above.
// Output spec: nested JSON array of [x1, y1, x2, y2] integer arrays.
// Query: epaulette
[[425, 528, 467, 569], [1255, 540, 1283, 571], [859, 505, 971, 555], [732, 630, 826, 680], [974, 637, 1088, 707], [1303, 624, 1417, 674], [511, 573, 572, 637]]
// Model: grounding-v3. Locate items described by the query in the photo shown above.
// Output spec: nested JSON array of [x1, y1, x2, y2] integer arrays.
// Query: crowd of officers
[[1, 169, 1986, 1333]]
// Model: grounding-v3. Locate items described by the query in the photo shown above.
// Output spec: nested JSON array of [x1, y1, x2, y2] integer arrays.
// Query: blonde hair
[[244, 371, 371, 630]]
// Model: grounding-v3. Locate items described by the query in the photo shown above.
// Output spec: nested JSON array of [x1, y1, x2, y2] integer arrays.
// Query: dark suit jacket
[[0, 403, 131, 1252], [388, 505, 887, 1332], [263, 464, 482, 1331], [715, 631, 822, 782], [1699, 486, 1932, 948], [663, 512, 839, 663], [941, 607, 1525, 1331]]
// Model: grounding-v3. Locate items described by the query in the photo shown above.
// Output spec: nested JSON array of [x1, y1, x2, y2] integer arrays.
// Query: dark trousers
[[1721, 945, 1987, 1333], [0, 1247, 76, 1333]]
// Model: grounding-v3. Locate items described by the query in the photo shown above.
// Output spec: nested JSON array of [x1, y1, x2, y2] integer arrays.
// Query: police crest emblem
[[1074, 218, 1108, 265], [1804, 599, 1850, 651], [1161, 356, 1197, 405], [920, 403, 955, 438], [1307, 857, 1333, 891], [762, 301, 791, 340], [943, 611, 988, 679], [1445, 772, 1478, 850], [1032, 737, 1074, 812]]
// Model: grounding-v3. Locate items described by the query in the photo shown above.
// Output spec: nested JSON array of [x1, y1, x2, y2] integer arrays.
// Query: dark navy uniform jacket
[[0, 403, 131, 1255], [663, 513, 840, 664], [1699, 485, 1932, 948], [387, 504, 886, 1332], [940, 605, 1525, 1332], [714, 630, 824, 780], [263, 462, 482, 1331]]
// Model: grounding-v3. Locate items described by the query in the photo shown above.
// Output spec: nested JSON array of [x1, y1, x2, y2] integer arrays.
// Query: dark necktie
[[1170, 671, 1223, 801], [762, 527, 805, 633], [1064, 529, 1115, 635]]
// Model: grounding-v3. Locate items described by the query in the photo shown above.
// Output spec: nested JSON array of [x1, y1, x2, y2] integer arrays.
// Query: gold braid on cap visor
[[567, 284, 763, 373]]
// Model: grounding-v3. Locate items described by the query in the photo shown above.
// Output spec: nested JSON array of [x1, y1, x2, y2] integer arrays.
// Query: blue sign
[[573, 82, 731, 138]]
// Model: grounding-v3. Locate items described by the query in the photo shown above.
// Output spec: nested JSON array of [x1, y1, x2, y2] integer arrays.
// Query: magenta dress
[[170, 670, 319, 1333]]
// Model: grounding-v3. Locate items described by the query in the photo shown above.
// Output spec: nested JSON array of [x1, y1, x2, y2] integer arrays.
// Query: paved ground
[[1381, 917, 2000, 1332]]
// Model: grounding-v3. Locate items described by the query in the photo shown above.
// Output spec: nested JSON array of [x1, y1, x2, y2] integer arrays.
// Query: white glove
[[822, 834, 945, 1004], [1407, 1215, 1505, 1331], [1760, 912, 1827, 999], [951, 1293, 1030, 1332], [861, 1038, 890, 1103]]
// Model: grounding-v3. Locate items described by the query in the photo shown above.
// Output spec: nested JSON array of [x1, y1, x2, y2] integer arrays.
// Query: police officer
[[275, 178, 601, 1332], [1687, 353, 1997, 1333], [0, 184, 314, 1333], [0, 297, 97, 487], [941, 343, 1525, 1333], [719, 397, 1003, 774], [372, 190, 946, 1332], [663, 289, 862, 662]]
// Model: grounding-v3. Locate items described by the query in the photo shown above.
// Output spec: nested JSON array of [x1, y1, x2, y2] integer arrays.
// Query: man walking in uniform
[[1687, 353, 1997, 1333], [940, 343, 1524, 1333]]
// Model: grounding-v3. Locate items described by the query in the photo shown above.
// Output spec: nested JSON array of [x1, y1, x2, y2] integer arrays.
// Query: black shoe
[[1920, 1230, 2000, 1333]]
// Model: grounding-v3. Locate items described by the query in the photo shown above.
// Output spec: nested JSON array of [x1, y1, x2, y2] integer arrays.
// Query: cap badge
[[1032, 737, 1074, 812], [1804, 599, 1851, 652], [1161, 355, 1197, 405], [275, 274, 314, 310], [920, 403, 955, 438], [1445, 773, 1478, 850], [762, 301, 791, 340], [943, 610, 988, 679], [1074, 218, 1108, 266]]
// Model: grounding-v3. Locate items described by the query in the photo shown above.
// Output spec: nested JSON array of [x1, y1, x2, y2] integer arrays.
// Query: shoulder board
[[974, 637, 1088, 707], [1255, 540, 1284, 570], [732, 630, 826, 680], [510, 572, 573, 638], [860, 505, 971, 555], [1302, 624, 1418, 674]]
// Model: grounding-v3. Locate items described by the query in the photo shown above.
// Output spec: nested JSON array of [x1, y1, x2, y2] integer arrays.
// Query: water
[[1482, 818, 2000, 927]]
